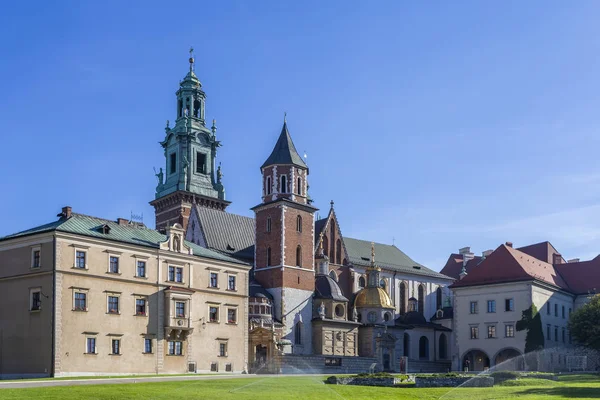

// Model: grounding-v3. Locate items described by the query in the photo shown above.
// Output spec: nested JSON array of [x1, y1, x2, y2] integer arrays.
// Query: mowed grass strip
[[0, 375, 599, 400]]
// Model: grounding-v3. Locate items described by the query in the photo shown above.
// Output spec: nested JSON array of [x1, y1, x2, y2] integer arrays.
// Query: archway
[[494, 348, 524, 370], [462, 349, 490, 372], [419, 336, 429, 360], [403, 333, 410, 357], [438, 333, 447, 359]]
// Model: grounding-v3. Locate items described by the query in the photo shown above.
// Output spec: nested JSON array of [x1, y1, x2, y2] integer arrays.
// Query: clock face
[[368, 312, 377, 323]]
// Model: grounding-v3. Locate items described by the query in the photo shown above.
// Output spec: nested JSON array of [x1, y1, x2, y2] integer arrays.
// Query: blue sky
[[2, 1, 600, 270]]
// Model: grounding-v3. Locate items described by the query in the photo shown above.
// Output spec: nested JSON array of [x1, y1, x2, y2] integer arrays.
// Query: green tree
[[516, 304, 545, 353], [569, 294, 600, 350]]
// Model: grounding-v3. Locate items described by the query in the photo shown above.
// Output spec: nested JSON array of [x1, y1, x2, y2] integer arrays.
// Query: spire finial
[[330, 200, 334, 209], [211, 119, 217, 134], [371, 242, 375, 265], [284, 111, 287, 123], [189, 46, 195, 72]]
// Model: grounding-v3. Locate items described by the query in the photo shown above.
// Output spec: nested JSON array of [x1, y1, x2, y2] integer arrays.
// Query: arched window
[[403, 333, 410, 357], [266, 176, 272, 195], [329, 270, 337, 281], [266, 216, 271, 233], [267, 247, 272, 266], [419, 336, 429, 359], [418, 284, 425, 316], [296, 215, 302, 232], [322, 235, 329, 256], [297, 177, 302, 195], [296, 245, 302, 267], [399, 282, 407, 315], [280, 175, 287, 193], [330, 221, 336, 260], [436, 287, 442, 310], [294, 321, 302, 345], [379, 279, 386, 290], [358, 276, 366, 288], [335, 239, 342, 264], [439, 333, 447, 359]]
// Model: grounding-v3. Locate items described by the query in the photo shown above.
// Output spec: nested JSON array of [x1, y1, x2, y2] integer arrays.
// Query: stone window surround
[[226, 305, 238, 324], [143, 336, 154, 354], [167, 340, 184, 356], [29, 286, 42, 312], [106, 291, 122, 315], [30, 245, 41, 269], [207, 267, 220, 289], [108, 334, 123, 356], [72, 246, 89, 270], [217, 338, 229, 357], [84, 332, 98, 355], [167, 263, 185, 284], [106, 251, 122, 275], [207, 302, 220, 323], [72, 287, 89, 312], [226, 271, 238, 291], [134, 294, 148, 317], [171, 296, 189, 319], [134, 254, 149, 279]]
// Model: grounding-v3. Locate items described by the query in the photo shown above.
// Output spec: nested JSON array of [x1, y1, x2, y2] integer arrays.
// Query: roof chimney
[[459, 247, 471, 255], [553, 253, 563, 265], [117, 218, 130, 226], [568, 258, 580, 263], [482, 249, 494, 258], [459, 265, 468, 280], [57, 206, 72, 219], [505, 241, 513, 248]]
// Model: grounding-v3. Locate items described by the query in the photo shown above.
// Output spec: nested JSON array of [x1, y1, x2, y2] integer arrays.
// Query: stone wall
[[415, 376, 494, 388], [327, 376, 401, 387], [272, 354, 377, 374]]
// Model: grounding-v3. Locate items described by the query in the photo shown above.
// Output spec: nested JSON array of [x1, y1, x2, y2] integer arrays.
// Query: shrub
[[490, 371, 520, 383], [354, 372, 392, 378]]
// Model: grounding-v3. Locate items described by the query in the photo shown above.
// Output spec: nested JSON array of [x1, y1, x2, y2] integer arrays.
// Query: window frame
[[144, 338, 153, 354], [175, 267, 184, 283], [227, 275, 236, 291], [168, 340, 183, 356], [108, 255, 120, 274], [170, 152, 177, 175], [227, 308, 237, 324], [31, 246, 41, 269], [487, 325, 496, 338], [505, 324, 515, 338], [219, 342, 228, 357], [505, 298, 514, 312], [86, 336, 97, 355], [168, 266, 175, 282], [296, 215, 302, 232], [470, 326, 479, 339], [73, 289, 88, 312], [209, 306, 220, 323], [469, 301, 478, 314], [29, 287, 42, 312], [175, 301, 186, 318], [136, 260, 147, 278], [135, 297, 147, 316], [111, 338, 121, 355], [107, 294, 120, 315], [487, 300, 496, 313], [209, 272, 219, 288], [74, 249, 88, 269]]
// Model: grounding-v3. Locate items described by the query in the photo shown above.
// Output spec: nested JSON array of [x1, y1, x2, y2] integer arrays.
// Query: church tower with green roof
[[150, 49, 229, 232]]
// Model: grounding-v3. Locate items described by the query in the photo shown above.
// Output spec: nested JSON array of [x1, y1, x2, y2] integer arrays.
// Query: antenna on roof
[[130, 211, 143, 225]]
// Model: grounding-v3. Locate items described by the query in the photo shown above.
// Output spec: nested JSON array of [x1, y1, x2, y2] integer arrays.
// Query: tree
[[516, 304, 545, 353], [569, 294, 600, 350]]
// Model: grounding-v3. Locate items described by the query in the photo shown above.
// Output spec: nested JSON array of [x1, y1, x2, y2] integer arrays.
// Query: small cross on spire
[[188, 47, 195, 72], [284, 111, 287, 123], [330, 200, 334, 209]]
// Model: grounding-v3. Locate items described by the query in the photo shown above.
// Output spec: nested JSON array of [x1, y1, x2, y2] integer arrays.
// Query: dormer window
[[100, 224, 111, 234], [280, 175, 287, 193]]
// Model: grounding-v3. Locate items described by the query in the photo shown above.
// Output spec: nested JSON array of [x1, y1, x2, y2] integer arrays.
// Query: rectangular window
[[210, 272, 218, 288], [108, 296, 119, 314], [227, 308, 237, 324], [168, 266, 175, 281], [74, 292, 87, 311], [209, 306, 219, 323], [170, 153, 177, 174], [144, 338, 153, 354], [175, 301, 185, 318], [228, 275, 236, 291], [219, 343, 227, 357], [175, 267, 183, 283], [168, 341, 183, 355], [562, 327, 566, 343], [562, 305, 565, 319], [547, 325, 551, 340], [488, 325, 496, 338], [470, 326, 479, 339], [111, 339, 120, 355], [86, 337, 96, 354], [109, 256, 119, 273], [487, 300, 496, 313], [136, 299, 147, 316], [505, 324, 515, 338], [266, 217, 271, 233], [505, 298, 514, 312], [137, 261, 146, 278], [547, 302, 551, 315], [555, 304, 558, 317], [30, 290, 41, 311], [196, 152, 206, 174], [469, 301, 478, 314], [554, 326, 558, 341], [32, 249, 41, 268], [76, 251, 86, 269]]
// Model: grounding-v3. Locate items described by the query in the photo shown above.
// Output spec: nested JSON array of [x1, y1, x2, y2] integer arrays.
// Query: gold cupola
[[354, 243, 394, 309]]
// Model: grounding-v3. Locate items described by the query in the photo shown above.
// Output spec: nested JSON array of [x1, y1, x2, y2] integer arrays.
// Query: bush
[[325, 376, 337, 384], [415, 373, 462, 379], [490, 371, 520, 383], [354, 372, 393, 378], [395, 374, 409, 382]]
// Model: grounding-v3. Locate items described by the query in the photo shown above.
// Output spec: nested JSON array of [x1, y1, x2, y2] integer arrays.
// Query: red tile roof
[[517, 241, 566, 264], [440, 254, 483, 280], [555, 256, 600, 295]]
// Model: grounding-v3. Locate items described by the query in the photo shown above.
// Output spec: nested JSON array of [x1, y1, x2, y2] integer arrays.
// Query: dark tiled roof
[[555, 256, 600, 295], [0, 213, 246, 265], [314, 218, 327, 245], [344, 237, 452, 280], [451, 244, 569, 290], [249, 280, 274, 300], [439, 254, 483, 280], [314, 275, 348, 301], [431, 306, 454, 321], [194, 206, 255, 261], [261, 122, 307, 170], [395, 312, 452, 331], [517, 241, 566, 264]]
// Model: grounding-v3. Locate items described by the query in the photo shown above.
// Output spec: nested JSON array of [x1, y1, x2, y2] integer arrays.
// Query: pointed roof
[[261, 122, 308, 170]]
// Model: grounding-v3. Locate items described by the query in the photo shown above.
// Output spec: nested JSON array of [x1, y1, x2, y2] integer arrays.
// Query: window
[[487, 300, 496, 313], [266, 247, 272, 266], [74, 292, 87, 311], [296, 215, 302, 232], [32, 248, 41, 268], [547, 325, 551, 340], [297, 177, 302, 195], [168, 266, 175, 281], [562, 327, 566, 343], [554, 326, 558, 341], [136, 299, 147, 316], [168, 341, 183, 355], [417, 284, 425, 315], [175, 267, 183, 283], [170, 153, 177, 174], [137, 261, 146, 278], [280, 175, 287, 193], [109, 256, 119, 273], [266, 217, 271, 233], [227, 308, 237, 324], [487, 325, 496, 338], [219, 342, 227, 357], [379, 279, 386, 289], [470, 326, 479, 339], [108, 296, 119, 314], [335, 239, 342, 265], [175, 302, 185, 318], [209, 306, 219, 322], [144, 338, 153, 354], [75, 251, 86, 269], [294, 321, 303, 345], [505, 324, 515, 337], [228, 275, 236, 291], [436, 287, 442, 310], [211, 362, 218, 372], [86, 337, 96, 354], [296, 245, 302, 267], [419, 336, 429, 359], [359, 276, 366, 288], [210, 272, 218, 288], [470, 301, 478, 314], [562, 305, 565, 319], [555, 303, 558, 317], [266, 177, 272, 195], [111, 339, 120, 355], [505, 298, 514, 312], [30, 289, 41, 311], [196, 152, 206, 174], [399, 282, 407, 314], [547, 302, 551, 315]]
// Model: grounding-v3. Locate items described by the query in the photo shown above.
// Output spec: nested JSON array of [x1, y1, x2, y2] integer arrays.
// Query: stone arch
[[438, 333, 448, 359], [358, 276, 365, 288], [462, 348, 490, 372], [419, 336, 429, 360], [493, 347, 524, 370]]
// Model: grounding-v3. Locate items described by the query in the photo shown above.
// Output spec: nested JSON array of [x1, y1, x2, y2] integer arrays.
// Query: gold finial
[[189, 47, 195, 71], [371, 242, 375, 265]]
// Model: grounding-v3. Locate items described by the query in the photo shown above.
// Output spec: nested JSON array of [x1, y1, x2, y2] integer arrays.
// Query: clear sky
[[2, 1, 600, 270]]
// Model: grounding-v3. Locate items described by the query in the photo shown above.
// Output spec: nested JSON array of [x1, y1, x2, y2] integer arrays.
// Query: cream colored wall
[[453, 282, 530, 369], [0, 234, 54, 378], [531, 283, 574, 348]]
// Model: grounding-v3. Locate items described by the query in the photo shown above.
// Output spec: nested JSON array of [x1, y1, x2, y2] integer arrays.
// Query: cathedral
[[153, 52, 456, 373]]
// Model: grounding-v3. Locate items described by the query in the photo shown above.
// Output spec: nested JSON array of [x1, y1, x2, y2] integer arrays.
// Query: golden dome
[[354, 287, 394, 309]]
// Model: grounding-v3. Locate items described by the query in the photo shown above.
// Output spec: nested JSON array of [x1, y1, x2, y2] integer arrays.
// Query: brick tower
[[150, 48, 229, 232], [252, 120, 318, 354]]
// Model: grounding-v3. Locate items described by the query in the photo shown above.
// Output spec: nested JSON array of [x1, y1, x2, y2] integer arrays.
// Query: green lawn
[[0, 375, 599, 399]]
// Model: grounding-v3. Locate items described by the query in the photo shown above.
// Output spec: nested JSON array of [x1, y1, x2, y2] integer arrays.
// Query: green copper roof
[[261, 122, 308, 170], [1, 213, 248, 266]]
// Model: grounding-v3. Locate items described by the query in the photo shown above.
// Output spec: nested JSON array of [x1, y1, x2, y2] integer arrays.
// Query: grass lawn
[[0, 374, 599, 399], [2, 373, 211, 382]]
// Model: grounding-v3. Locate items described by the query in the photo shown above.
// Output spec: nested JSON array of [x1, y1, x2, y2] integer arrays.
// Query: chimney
[[568, 258, 580, 263], [459, 247, 471, 255], [482, 249, 494, 258], [117, 218, 130, 226], [553, 253, 563, 265], [505, 242, 513, 248], [459, 266, 468, 280], [57, 206, 72, 219]]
